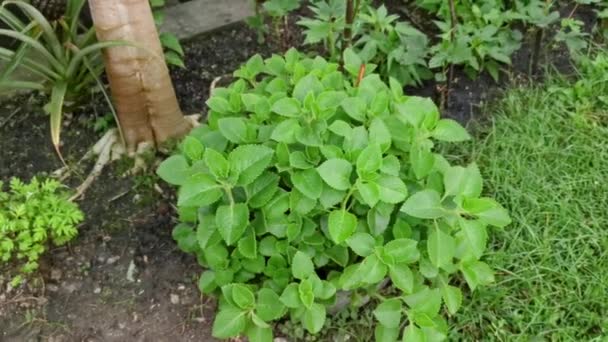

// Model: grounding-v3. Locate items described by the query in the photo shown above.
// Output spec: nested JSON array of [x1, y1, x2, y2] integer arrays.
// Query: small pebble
[[94, 287, 101, 294], [50, 268, 62, 281], [170, 294, 180, 305], [107, 256, 120, 265]]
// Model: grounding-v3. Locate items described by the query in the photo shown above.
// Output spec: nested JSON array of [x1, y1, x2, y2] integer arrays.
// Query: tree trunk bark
[[88, 0, 192, 152]]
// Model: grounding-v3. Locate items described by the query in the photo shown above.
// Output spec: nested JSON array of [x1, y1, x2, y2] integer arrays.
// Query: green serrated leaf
[[232, 284, 255, 309], [317, 158, 353, 191], [373, 298, 402, 328], [328, 209, 358, 244], [292, 168, 323, 200], [432, 119, 471, 142], [216, 203, 249, 245], [292, 251, 315, 280], [272, 97, 301, 117], [204, 148, 229, 179], [400, 190, 444, 219], [427, 226, 455, 268], [211, 306, 247, 338], [303, 303, 326, 334], [389, 264, 414, 294], [229, 145, 274, 186], [280, 283, 302, 308], [256, 288, 285, 321], [347, 232, 376, 257], [358, 254, 387, 284]]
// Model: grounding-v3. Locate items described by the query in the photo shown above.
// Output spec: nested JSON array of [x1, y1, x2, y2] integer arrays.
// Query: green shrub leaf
[[400, 190, 444, 219], [427, 226, 455, 268], [328, 209, 358, 244], [280, 283, 302, 308], [271, 118, 300, 143], [292, 251, 315, 280], [441, 284, 462, 315], [375, 325, 400, 342], [246, 325, 273, 342], [232, 284, 255, 309], [177, 175, 223, 207], [218, 117, 248, 143], [317, 158, 353, 190], [431, 119, 471, 142], [389, 264, 414, 294], [256, 288, 285, 321], [402, 325, 425, 342], [460, 261, 495, 291], [384, 239, 419, 264], [211, 306, 247, 338], [376, 175, 408, 204], [216, 203, 250, 245], [272, 97, 301, 117], [229, 145, 274, 186], [204, 148, 229, 179], [303, 303, 326, 334], [357, 144, 383, 176], [157, 155, 190, 186], [358, 254, 387, 284], [292, 168, 323, 199], [373, 298, 402, 328], [347, 232, 376, 257], [341, 97, 367, 122]]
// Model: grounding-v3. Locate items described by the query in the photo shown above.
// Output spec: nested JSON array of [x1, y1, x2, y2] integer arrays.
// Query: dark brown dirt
[[0, 2, 601, 341]]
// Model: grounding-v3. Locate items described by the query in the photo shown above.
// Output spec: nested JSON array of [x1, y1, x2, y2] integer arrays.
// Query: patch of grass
[[448, 55, 608, 340]]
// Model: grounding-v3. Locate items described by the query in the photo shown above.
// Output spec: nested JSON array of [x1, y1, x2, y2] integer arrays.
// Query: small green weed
[[0, 177, 84, 286]]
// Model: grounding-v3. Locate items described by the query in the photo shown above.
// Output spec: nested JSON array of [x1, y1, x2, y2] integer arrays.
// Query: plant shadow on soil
[[0, 2, 600, 341]]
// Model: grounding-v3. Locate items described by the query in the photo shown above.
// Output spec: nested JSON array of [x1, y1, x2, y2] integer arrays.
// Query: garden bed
[[0, 2, 602, 341]]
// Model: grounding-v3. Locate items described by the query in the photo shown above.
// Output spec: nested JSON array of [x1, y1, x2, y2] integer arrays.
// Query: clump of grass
[[449, 55, 608, 340]]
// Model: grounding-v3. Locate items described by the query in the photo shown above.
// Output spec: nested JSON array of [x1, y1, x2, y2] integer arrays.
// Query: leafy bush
[[157, 50, 511, 341], [0, 178, 84, 286]]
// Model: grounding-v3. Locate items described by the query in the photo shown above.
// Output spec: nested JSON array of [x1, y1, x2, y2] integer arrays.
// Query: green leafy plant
[[150, 0, 186, 68], [0, 0, 124, 158], [299, 1, 432, 86], [157, 49, 511, 341], [355, 4, 432, 86], [427, 0, 522, 81], [0, 177, 84, 286], [247, 0, 301, 44]]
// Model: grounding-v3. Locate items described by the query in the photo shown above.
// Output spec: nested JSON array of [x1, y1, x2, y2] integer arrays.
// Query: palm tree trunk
[[88, 0, 192, 152]]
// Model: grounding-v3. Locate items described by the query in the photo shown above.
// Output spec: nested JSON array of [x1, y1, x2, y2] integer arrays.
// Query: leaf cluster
[[299, 0, 598, 84], [0, 177, 84, 286], [157, 50, 511, 341]]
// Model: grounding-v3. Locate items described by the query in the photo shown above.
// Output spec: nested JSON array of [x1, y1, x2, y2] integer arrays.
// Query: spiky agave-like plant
[[0, 0, 123, 161]]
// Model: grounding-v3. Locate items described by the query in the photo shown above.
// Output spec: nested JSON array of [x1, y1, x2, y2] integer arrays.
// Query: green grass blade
[[66, 40, 136, 79], [67, 0, 87, 38], [0, 80, 45, 91], [0, 47, 59, 80], [3, 0, 64, 61], [46, 81, 68, 164], [0, 5, 26, 31], [0, 29, 65, 74]]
